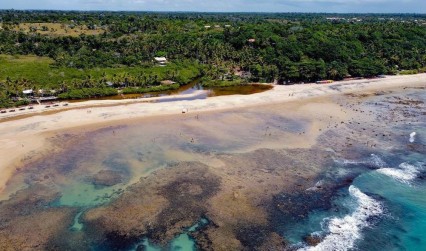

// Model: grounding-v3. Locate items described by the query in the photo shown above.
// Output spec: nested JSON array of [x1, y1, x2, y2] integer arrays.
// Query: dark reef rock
[[0, 184, 78, 250], [84, 162, 221, 248], [303, 234, 323, 246], [235, 225, 271, 250]]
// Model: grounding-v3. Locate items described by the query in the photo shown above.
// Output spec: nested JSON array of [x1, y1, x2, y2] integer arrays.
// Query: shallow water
[[0, 86, 424, 250]]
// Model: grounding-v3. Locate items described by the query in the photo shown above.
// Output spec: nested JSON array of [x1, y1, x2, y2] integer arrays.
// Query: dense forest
[[0, 11, 426, 107]]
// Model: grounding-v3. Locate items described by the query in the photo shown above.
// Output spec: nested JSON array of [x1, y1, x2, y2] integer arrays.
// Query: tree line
[[0, 11, 425, 107]]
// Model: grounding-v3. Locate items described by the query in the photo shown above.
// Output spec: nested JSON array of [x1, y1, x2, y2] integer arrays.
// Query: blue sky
[[0, 0, 425, 13]]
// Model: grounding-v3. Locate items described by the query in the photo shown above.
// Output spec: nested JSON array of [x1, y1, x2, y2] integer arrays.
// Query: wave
[[409, 132, 416, 143], [377, 162, 420, 184], [299, 186, 383, 251], [334, 154, 386, 169]]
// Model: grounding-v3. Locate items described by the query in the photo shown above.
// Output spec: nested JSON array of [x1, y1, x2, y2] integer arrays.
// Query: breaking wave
[[377, 163, 420, 184], [299, 186, 383, 251]]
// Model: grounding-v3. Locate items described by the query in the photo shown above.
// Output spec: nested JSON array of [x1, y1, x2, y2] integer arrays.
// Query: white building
[[154, 57, 168, 66], [22, 89, 33, 95]]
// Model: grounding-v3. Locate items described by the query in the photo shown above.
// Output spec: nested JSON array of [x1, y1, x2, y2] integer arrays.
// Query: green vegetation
[[57, 87, 117, 99], [399, 67, 426, 75], [122, 83, 180, 94], [0, 55, 202, 88], [0, 11, 425, 108], [0, 54, 202, 107]]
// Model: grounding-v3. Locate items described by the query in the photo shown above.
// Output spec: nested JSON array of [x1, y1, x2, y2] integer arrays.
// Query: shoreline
[[0, 74, 424, 122], [0, 73, 424, 194]]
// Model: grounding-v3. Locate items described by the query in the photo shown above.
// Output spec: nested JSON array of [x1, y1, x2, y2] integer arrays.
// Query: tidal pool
[[0, 87, 424, 250]]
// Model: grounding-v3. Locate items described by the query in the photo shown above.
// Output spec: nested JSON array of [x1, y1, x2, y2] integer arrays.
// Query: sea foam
[[377, 163, 420, 184], [299, 186, 383, 251], [409, 132, 416, 143], [334, 154, 386, 169]]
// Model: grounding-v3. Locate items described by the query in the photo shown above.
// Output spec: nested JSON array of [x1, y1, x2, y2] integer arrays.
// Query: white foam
[[369, 154, 386, 168], [409, 132, 416, 143], [334, 154, 386, 169], [299, 186, 383, 251], [377, 163, 420, 184]]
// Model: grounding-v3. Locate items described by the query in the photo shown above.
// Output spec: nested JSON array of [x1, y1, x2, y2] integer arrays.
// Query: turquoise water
[[352, 117, 426, 250], [354, 159, 426, 250], [133, 218, 209, 251], [280, 152, 425, 250], [70, 211, 85, 231], [282, 124, 426, 250]]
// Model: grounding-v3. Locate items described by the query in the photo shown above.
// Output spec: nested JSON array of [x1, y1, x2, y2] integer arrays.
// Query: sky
[[0, 0, 425, 13]]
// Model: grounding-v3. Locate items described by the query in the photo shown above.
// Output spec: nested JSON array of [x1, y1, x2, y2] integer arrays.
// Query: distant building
[[154, 57, 168, 66], [204, 25, 211, 29], [22, 89, 33, 95], [214, 25, 220, 28], [326, 17, 346, 21], [248, 38, 256, 43], [224, 25, 231, 28]]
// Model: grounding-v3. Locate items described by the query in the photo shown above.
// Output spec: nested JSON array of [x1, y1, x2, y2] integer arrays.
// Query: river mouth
[[68, 82, 273, 103], [0, 86, 424, 250]]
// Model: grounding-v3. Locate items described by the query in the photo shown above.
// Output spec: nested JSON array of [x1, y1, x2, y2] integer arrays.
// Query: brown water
[[68, 82, 273, 103]]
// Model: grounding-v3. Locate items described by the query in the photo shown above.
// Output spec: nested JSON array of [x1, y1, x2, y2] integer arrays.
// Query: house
[[204, 25, 211, 29], [154, 57, 168, 66], [22, 89, 33, 95], [224, 25, 231, 28], [214, 25, 220, 28]]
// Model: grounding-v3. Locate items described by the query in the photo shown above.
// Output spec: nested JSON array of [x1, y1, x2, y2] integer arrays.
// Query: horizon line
[[0, 9, 426, 15]]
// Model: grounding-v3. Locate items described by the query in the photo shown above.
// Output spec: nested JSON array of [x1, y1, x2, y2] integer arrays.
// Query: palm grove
[[0, 11, 426, 108]]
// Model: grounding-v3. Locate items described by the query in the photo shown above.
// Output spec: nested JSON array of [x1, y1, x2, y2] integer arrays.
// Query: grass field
[[0, 55, 202, 89], [7, 22, 105, 37]]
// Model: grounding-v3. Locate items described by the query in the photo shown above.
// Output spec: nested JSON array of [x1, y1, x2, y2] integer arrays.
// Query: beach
[[0, 73, 424, 195], [0, 73, 424, 250]]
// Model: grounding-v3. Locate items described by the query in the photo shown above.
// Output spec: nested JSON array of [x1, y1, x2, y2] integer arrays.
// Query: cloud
[[0, 0, 425, 13]]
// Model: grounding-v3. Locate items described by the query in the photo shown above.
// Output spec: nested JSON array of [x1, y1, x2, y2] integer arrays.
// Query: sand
[[0, 74, 424, 194]]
